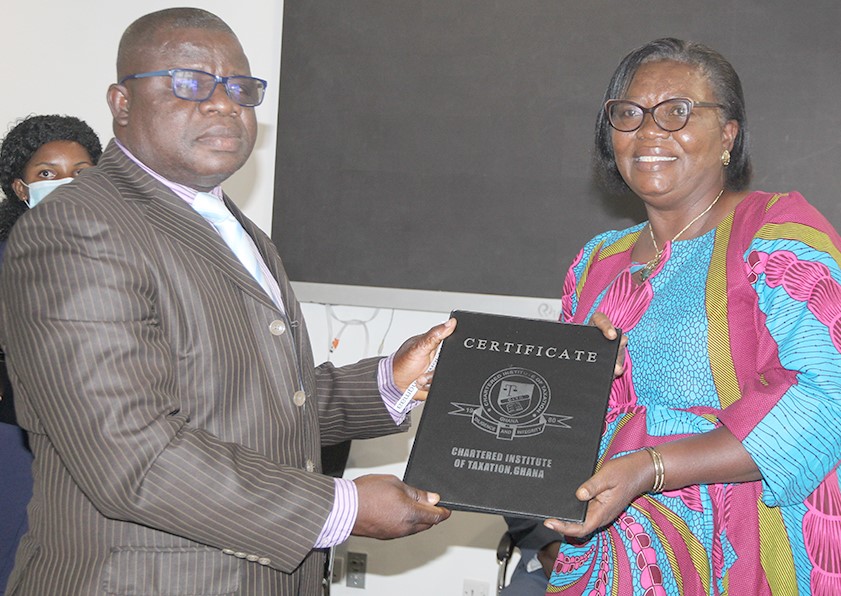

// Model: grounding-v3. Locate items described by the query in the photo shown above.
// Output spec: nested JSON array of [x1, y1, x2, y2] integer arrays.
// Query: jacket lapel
[[101, 142, 278, 310]]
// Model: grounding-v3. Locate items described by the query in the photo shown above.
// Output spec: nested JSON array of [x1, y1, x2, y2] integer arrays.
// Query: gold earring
[[721, 149, 731, 167]]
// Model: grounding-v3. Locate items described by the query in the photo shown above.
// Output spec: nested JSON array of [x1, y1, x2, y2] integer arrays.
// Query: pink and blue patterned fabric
[[547, 191, 841, 595]]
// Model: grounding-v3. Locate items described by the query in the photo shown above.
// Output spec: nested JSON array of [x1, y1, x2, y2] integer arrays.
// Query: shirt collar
[[114, 138, 222, 205]]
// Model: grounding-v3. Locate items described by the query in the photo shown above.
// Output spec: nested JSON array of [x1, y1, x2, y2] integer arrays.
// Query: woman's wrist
[[644, 446, 665, 493]]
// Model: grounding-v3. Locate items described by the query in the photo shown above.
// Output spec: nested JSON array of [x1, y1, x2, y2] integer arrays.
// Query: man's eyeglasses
[[604, 97, 725, 133], [119, 68, 268, 107]]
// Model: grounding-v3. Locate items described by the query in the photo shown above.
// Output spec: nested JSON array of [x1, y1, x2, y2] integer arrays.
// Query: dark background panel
[[273, 1, 841, 302]]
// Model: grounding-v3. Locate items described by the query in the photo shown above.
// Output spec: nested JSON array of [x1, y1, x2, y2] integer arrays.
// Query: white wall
[[2, 1, 282, 232], [3, 3, 508, 594]]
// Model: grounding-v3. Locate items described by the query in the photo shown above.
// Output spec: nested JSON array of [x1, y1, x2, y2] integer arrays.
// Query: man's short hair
[[117, 8, 236, 78]]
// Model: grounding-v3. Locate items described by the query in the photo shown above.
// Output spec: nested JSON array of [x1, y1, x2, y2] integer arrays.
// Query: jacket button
[[222, 549, 235, 555], [258, 557, 271, 566], [293, 390, 306, 406], [234, 551, 247, 559], [269, 320, 286, 335], [246, 554, 259, 562], [305, 459, 315, 472]]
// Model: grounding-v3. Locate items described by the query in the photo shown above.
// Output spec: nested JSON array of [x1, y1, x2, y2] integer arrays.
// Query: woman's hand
[[543, 427, 762, 538], [543, 449, 652, 538], [590, 311, 628, 377]]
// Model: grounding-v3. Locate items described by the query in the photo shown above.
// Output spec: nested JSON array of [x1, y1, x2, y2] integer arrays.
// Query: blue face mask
[[23, 177, 73, 208]]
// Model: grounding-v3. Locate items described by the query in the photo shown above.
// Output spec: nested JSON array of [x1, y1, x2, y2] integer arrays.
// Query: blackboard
[[272, 0, 841, 313]]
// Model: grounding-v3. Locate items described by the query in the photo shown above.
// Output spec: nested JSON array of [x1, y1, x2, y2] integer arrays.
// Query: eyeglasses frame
[[604, 97, 726, 133], [118, 68, 268, 107]]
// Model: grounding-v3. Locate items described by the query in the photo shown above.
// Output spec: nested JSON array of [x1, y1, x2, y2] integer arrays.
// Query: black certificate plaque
[[403, 310, 621, 522]]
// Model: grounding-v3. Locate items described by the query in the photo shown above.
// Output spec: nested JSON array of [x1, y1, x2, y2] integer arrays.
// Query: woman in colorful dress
[[543, 38, 841, 595]]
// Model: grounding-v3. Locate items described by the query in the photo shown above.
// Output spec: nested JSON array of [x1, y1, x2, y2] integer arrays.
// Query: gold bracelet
[[645, 447, 665, 493]]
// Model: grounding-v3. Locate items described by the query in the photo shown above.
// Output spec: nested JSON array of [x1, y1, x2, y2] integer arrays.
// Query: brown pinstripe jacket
[[0, 141, 406, 595]]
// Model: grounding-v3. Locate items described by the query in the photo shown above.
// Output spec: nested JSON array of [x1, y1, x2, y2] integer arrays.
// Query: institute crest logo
[[449, 367, 572, 440]]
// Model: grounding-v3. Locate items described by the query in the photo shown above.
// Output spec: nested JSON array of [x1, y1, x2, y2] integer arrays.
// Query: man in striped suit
[[0, 8, 453, 595]]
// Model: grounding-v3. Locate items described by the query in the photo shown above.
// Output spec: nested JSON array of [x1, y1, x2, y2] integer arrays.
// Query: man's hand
[[352, 475, 451, 539], [391, 318, 456, 396]]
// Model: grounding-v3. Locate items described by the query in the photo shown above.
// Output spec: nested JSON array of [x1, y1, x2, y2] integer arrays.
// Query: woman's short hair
[[594, 37, 752, 193], [0, 114, 103, 202]]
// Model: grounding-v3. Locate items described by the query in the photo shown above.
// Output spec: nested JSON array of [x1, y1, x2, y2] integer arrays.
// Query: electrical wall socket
[[463, 579, 490, 596], [346, 551, 367, 589]]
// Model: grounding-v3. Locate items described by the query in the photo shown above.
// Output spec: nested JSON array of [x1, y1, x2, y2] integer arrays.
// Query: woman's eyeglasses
[[605, 97, 725, 133]]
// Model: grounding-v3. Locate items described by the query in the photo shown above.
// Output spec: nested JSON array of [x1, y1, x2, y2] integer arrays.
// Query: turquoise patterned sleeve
[[743, 234, 841, 506]]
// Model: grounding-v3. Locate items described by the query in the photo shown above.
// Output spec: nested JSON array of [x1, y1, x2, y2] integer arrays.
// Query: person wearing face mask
[[0, 114, 101, 595], [0, 115, 102, 247]]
